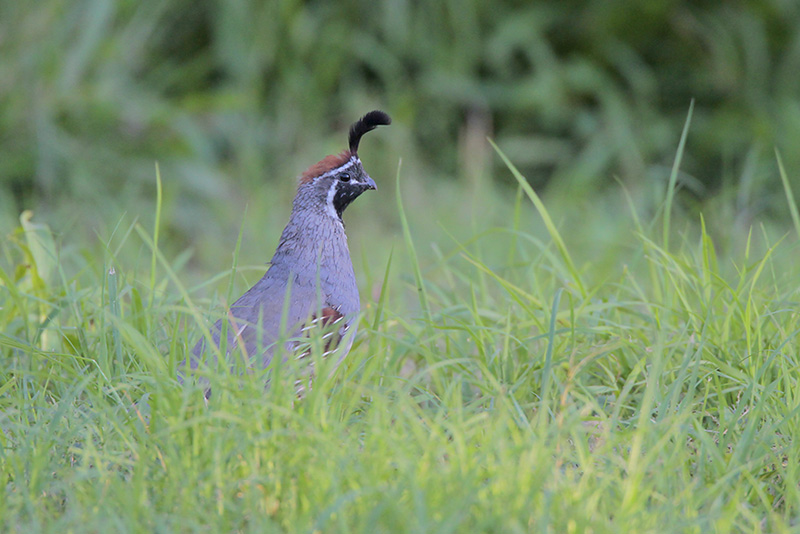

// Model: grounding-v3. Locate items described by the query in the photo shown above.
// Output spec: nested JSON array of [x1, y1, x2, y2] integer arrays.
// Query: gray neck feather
[[262, 185, 360, 319], [270, 202, 350, 275]]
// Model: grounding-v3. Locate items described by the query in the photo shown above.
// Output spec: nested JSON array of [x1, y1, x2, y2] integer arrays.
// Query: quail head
[[184, 110, 391, 388]]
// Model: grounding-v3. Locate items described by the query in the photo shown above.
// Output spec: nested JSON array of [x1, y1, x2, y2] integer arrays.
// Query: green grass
[[2, 143, 800, 532], [4, 1, 800, 530]]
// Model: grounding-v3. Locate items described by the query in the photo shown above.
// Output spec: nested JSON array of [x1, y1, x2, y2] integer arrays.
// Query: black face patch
[[332, 182, 371, 219]]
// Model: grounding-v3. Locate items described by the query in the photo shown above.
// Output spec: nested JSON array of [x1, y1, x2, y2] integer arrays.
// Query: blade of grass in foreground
[[662, 99, 694, 251], [396, 159, 432, 326], [489, 140, 586, 298], [776, 148, 800, 239], [107, 265, 123, 371], [371, 246, 394, 332], [149, 163, 163, 308], [537, 288, 562, 430]]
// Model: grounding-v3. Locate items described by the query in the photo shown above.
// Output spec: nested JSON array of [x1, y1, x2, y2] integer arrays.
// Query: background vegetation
[[2, 0, 800, 531], [3, 0, 800, 250]]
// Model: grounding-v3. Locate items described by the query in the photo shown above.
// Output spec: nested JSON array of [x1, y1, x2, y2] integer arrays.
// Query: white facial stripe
[[317, 157, 359, 181], [320, 156, 359, 221], [325, 179, 339, 220]]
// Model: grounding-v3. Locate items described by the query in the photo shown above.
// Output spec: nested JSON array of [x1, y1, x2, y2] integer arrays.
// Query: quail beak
[[364, 175, 377, 191]]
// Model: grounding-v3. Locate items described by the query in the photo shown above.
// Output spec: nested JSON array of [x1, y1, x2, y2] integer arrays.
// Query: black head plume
[[348, 110, 391, 155]]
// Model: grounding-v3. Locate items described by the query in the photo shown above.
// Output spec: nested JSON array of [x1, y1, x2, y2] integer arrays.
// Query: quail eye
[[339, 172, 351, 182]]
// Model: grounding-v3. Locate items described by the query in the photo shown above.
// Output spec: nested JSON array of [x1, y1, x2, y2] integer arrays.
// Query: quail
[[183, 110, 391, 389]]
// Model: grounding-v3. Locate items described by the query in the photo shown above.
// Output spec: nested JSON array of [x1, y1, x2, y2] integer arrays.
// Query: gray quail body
[[184, 111, 391, 387]]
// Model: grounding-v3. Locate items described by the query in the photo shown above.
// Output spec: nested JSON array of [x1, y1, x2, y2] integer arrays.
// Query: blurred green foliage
[[2, 0, 799, 233]]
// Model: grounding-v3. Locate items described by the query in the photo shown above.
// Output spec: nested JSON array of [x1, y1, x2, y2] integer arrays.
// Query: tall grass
[[2, 137, 799, 531]]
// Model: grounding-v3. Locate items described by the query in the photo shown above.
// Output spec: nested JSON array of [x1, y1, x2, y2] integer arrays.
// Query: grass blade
[[663, 99, 694, 251], [489, 140, 586, 298], [396, 159, 432, 325], [776, 148, 800, 239], [149, 163, 163, 307]]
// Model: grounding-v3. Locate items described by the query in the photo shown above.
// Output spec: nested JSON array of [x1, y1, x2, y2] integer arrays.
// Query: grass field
[[2, 128, 800, 532]]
